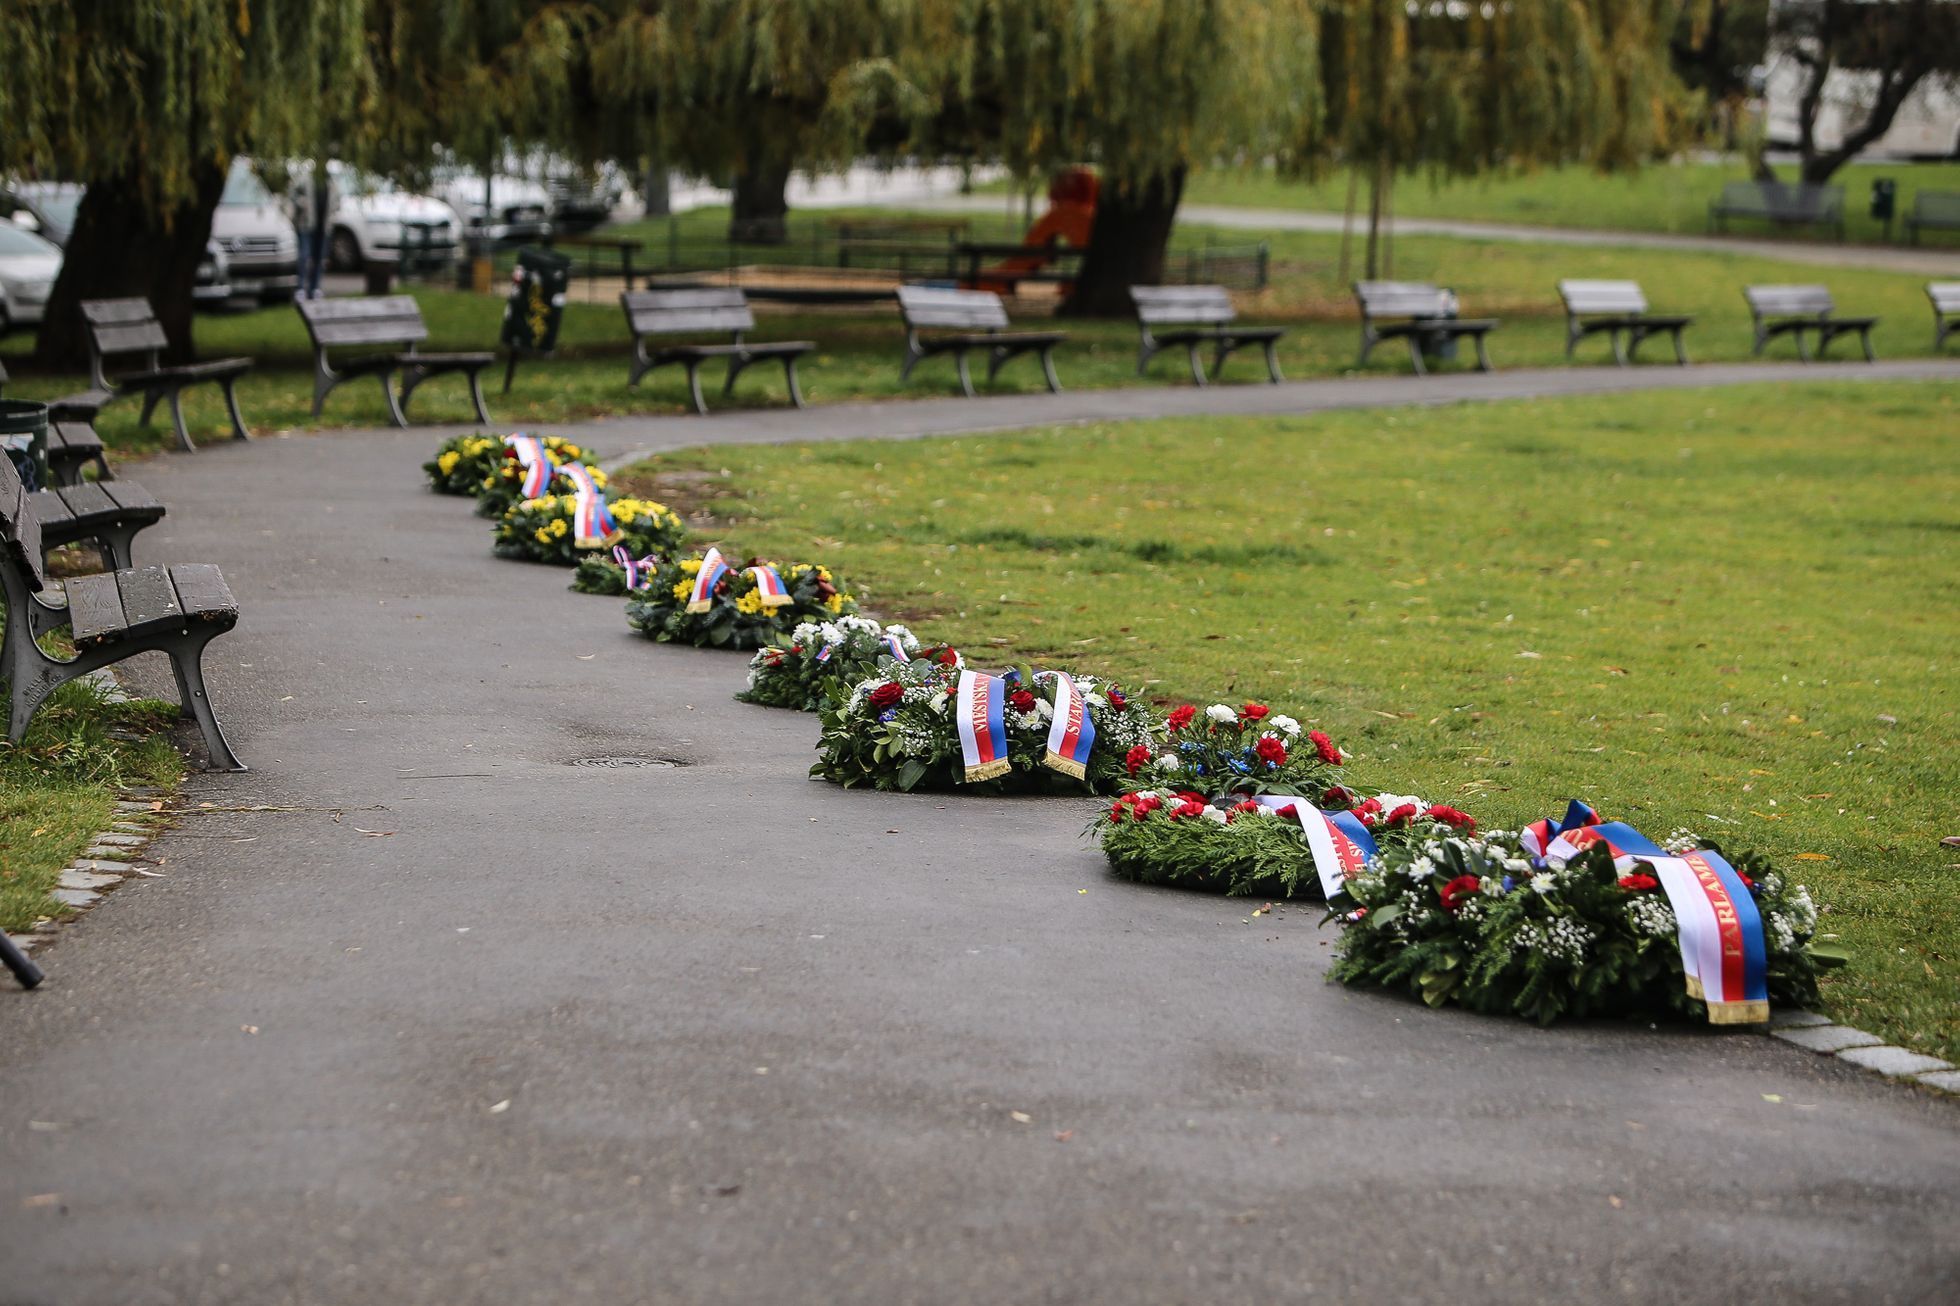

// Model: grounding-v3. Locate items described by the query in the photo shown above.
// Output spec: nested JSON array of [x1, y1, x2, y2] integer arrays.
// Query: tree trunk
[[729, 160, 791, 244], [35, 160, 226, 372], [1058, 167, 1185, 318], [643, 157, 671, 218]]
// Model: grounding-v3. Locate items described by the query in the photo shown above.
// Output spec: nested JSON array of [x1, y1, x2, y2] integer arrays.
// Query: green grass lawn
[[0, 669, 182, 934], [613, 381, 1960, 1059], [1, 204, 1953, 461], [1179, 158, 1960, 246]]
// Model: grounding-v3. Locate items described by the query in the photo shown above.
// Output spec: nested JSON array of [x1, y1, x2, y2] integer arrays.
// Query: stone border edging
[[1768, 1010, 1958, 1095]]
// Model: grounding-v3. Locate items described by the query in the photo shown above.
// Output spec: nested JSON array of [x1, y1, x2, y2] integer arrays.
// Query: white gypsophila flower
[[1662, 828, 1700, 854], [1626, 895, 1677, 938], [901, 686, 937, 705], [1156, 754, 1182, 772], [1787, 885, 1818, 933], [1200, 807, 1229, 825], [1206, 704, 1237, 724], [1767, 910, 1797, 953], [1270, 715, 1300, 735], [1530, 872, 1556, 895]]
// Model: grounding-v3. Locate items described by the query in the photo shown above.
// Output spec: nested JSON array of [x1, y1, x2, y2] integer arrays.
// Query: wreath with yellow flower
[[475, 457, 611, 520], [492, 495, 687, 566], [624, 554, 857, 649], [424, 433, 590, 498]]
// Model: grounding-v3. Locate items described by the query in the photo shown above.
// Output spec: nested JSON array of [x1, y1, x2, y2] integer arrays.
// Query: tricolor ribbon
[[686, 547, 732, 614], [882, 633, 911, 662], [1034, 671, 1096, 780], [611, 544, 657, 592], [557, 463, 620, 549], [954, 669, 1011, 782], [1253, 796, 1380, 899], [1533, 800, 1770, 1025], [746, 564, 793, 610], [503, 434, 557, 498]]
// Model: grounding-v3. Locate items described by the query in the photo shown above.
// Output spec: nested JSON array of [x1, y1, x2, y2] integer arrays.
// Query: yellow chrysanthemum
[[590, 468, 608, 488], [824, 593, 847, 613], [549, 518, 569, 538], [534, 528, 552, 544], [670, 581, 690, 600], [734, 590, 765, 615], [437, 451, 460, 474], [680, 558, 703, 575]]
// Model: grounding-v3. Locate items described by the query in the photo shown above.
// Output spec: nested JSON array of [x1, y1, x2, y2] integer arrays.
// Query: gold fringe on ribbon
[[1684, 974, 1705, 1000], [685, 598, 713, 614], [757, 593, 794, 610], [1043, 752, 1087, 780], [1705, 999, 1770, 1026], [963, 758, 1012, 783]]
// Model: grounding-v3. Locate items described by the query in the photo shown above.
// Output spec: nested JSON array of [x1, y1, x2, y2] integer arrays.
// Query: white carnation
[[1270, 715, 1301, 735], [1206, 704, 1237, 724], [1199, 807, 1229, 825], [1156, 753, 1182, 772]]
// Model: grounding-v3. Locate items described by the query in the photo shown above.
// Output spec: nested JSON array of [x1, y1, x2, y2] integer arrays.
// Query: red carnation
[[1255, 735, 1288, 767], [1107, 688, 1128, 711], [1242, 703, 1270, 721], [1175, 791, 1208, 806], [1386, 803, 1419, 826], [1309, 730, 1343, 766], [1231, 799, 1260, 816], [1323, 785, 1355, 808], [1124, 744, 1152, 776], [1354, 797, 1383, 827], [1167, 704, 1197, 731], [867, 682, 904, 710], [1009, 689, 1037, 713], [1425, 805, 1476, 832], [1617, 873, 1660, 892], [1173, 799, 1207, 820], [1107, 801, 1128, 824], [1133, 794, 1162, 816], [1440, 874, 1483, 914]]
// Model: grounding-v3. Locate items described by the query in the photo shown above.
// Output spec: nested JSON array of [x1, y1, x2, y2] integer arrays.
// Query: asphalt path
[[3, 365, 1957, 1305]]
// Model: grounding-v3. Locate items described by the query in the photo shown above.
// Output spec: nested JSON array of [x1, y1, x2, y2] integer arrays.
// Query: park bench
[[81, 298, 254, 453], [1743, 285, 1878, 361], [1130, 285, 1286, 385], [619, 288, 815, 415], [1707, 180, 1846, 240], [1, 451, 243, 770], [0, 362, 113, 487], [1903, 191, 1960, 245], [296, 296, 494, 427], [1557, 280, 1694, 365], [1353, 282, 1499, 375], [895, 285, 1067, 395], [29, 478, 164, 571], [1929, 282, 1960, 351]]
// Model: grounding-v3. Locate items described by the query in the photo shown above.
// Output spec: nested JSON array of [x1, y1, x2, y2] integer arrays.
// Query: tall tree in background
[[1671, 0, 1771, 149], [944, 0, 1319, 316], [0, 1, 368, 367], [1767, 0, 1960, 185], [592, 1, 940, 243], [1318, 0, 1692, 278]]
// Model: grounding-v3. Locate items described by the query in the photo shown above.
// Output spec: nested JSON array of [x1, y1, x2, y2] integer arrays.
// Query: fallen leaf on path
[[353, 828, 395, 837], [488, 1100, 510, 1114], [241, 1025, 259, 1035], [1009, 1111, 1032, 1124], [1795, 853, 1831, 861], [20, 1194, 60, 1209], [1054, 1130, 1073, 1143], [1941, 836, 1960, 848]]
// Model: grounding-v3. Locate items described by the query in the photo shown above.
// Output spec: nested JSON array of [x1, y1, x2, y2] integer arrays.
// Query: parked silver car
[[212, 159, 299, 302], [0, 220, 61, 334]]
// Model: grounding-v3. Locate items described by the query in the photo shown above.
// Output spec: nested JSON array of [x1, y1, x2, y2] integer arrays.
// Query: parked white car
[[0, 220, 61, 334], [212, 159, 300, 303], [432, 169, 553, 245], [325, 166, 464, 270]]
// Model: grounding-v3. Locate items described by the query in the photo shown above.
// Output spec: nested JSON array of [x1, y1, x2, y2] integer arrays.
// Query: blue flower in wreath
[[878, 708, 898, 723], [1500, 875, 1516, 895], [1228, 758, 1251, 774]]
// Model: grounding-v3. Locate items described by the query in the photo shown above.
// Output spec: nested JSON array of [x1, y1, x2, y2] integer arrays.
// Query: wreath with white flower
[[811, 658, 1154, 794], [1119, 700, 1347, 798], [1329, 824, 1838, 1024], [1096, 785, 1476, 899], [739, 616, 959, 711]]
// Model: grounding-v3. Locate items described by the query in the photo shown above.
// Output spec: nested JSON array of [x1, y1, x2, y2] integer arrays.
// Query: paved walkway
[[3, 369, 1958, 1304], [911, 193, 1960, 277]]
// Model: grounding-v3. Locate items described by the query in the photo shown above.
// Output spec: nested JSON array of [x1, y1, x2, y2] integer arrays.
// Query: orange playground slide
[[973, 168, 1098, 294]]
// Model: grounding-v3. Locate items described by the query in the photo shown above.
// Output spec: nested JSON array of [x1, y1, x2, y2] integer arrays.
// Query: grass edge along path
[[0, 672, 183, 935], [614, 380, 1959, 1063]]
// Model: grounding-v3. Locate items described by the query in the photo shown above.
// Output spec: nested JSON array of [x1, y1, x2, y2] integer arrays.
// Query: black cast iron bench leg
[[165, 627, 246, 772], [0, 930, 42, 989]]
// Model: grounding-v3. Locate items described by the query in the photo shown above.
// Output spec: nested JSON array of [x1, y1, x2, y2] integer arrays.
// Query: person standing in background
[[288, 160, 335, 300]]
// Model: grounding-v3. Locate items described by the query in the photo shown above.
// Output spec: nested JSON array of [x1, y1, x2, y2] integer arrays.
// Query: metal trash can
[[1421, 290, 1461, 364], [0, 398, 49, 493]]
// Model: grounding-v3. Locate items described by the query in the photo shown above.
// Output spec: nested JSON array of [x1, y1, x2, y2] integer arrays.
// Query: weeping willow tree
[[0, 1, 369, 366], [943, 0, 1321, 315], [1318, 0, 1694, 279], [591, 1, 942, 242]]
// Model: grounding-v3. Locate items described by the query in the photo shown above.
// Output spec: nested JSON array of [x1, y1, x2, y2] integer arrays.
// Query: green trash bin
[[0, 399, 49, 493]]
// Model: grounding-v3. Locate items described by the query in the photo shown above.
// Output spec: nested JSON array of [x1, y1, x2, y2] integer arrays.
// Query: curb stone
[[1767, 1017, 1958, 1095]]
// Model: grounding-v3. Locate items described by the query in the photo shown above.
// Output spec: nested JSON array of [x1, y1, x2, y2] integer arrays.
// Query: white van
[[212, 159, 299, 303]]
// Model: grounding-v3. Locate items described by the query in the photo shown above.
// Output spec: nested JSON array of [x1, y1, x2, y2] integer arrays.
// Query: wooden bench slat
[[115, 564, 183, 641], [64, 573, 128, 646], [1926, 281, 1960, 312], [169, 563, 238, 623], [26, 489, 77, 529], [624, 307, 756, 335], [52, 481, 118, 524], [897, 286, 1014, 330], [100, 481, 163, 514], [91, 322, 169, 355]]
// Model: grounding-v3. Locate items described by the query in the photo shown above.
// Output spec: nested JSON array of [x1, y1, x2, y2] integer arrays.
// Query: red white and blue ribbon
[[686, 547, 732, 614], [1034, 671, 1096, 780], [503, 434, 557, 499], [883, 633, 910, 662], [556, 463, 619, 549], [746, 564, 793, 610], [1533, 800, 1770, 1025], [1254, 797, 1380, 899], [611, 544, 657, 592], [954, 669, 1011, 782]]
